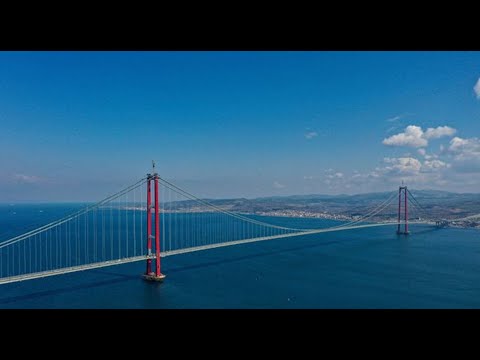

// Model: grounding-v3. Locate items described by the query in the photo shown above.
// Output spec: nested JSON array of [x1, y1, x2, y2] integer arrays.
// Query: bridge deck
[[0, 221, 431, 285]]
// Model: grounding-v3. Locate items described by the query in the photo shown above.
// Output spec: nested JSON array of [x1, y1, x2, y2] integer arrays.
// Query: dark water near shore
[[1, 204, 480, 308]]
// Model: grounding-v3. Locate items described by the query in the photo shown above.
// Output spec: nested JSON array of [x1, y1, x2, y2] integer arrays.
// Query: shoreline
[[251, 211, 480, 230]]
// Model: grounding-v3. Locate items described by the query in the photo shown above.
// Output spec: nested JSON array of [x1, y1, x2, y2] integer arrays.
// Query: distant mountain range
[[169, 190, 480, 221]]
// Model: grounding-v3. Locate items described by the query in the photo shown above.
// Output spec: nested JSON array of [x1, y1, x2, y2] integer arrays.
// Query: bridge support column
[[397, 186, 409, 235], [146, 174, 152, 274], [397, 187, 401, 234], [143, 172, 166, 282], [405, 185, 408, 234]]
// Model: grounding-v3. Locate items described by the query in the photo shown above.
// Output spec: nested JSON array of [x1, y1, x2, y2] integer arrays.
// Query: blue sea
[[1, 203, 480, 308]]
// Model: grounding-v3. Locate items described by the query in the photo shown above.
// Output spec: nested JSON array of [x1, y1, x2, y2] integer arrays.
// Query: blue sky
[[1, 51, 479, 201]]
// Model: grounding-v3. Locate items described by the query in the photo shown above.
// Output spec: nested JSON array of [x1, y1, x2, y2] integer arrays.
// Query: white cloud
[[424, 126, 456, 139], [474, 77, 480, 99], [273, 181, 285, 189], [325, 172, 344, 179], [448, 136, 480, 160], [382, 125, 427, 148], [304, 131, 318, 140], [386, 115, 402, 122], [383, 157, 422, 174], [298, 124, 480, 194], [316, 170, 348, 190], [13, 174, 40, 183], [339, 156, 450, 193], [325, 126, 480, 193], [449, 136, 469, 152], [423, 159, 450, 171], [385, 113, 412, 122], [383, 125, 456, 148], [417, 148, 438, 160]]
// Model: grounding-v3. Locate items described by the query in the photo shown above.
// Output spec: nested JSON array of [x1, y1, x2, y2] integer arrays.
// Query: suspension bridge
[[0, 170, 444, 286]]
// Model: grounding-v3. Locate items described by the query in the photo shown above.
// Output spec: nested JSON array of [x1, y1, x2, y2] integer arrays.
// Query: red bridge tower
[[143, 165, 166, 282], [397, 186, 409, 235]]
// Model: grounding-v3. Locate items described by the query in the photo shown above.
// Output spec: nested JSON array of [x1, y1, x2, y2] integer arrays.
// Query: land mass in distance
[[154, 190, 480, 229]]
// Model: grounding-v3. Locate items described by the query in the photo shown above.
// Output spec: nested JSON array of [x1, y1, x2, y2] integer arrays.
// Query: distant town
[[116, 189, 480, 229]]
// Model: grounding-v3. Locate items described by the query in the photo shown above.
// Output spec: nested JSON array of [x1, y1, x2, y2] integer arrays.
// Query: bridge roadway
[[0, 221, 432, 285]]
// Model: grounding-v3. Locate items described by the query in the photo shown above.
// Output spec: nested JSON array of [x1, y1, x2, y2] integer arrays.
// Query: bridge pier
[[397, 186, 409, 235], [143, 171, 166, 282]]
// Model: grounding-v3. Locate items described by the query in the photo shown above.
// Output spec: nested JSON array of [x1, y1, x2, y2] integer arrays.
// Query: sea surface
[[1, 203, 480, 309]]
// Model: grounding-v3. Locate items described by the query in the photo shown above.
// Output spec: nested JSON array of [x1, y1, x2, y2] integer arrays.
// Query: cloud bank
[[382, 125, 456, 148], [474, 77, 480, 99]]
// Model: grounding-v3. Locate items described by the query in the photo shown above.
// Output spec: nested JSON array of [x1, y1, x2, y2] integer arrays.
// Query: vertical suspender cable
[[141, 184, 144, 256], [168, 187, 171, 251], [133, 187, 136, 256], [125, 192, 128, 257], [110, 202, 113, 260], [102, 204, 105, 261], [23, 236, 26, 274], [118, 198, 121, 259], [162, 184, 166, 252]]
